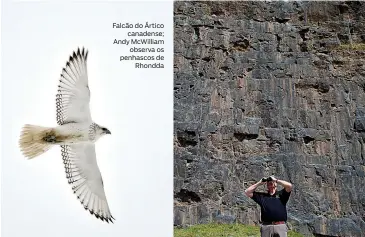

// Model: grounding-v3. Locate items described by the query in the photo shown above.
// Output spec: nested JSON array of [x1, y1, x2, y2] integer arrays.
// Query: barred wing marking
[[56, 47, 91, 125], [61, 144, 114, 223]]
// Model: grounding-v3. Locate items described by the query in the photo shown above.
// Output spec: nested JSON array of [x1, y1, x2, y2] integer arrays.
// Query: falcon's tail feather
[[19, 124, 53, 159]]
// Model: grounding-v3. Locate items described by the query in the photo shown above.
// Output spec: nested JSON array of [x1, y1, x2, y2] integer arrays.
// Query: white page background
[[1, 1, 173, 236]]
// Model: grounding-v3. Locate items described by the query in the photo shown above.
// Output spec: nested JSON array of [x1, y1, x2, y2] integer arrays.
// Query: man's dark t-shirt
[[251, 188, 291, 222]]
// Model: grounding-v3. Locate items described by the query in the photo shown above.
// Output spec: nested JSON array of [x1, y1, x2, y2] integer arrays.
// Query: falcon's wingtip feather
[[77, 46, 88, 59], [81, 203, 115, 224], [68, 46, 89, 62], [93, 212, 115, 224]]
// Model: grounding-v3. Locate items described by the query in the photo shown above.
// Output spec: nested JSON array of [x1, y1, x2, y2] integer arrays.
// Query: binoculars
[[261, 177, 274, 182]]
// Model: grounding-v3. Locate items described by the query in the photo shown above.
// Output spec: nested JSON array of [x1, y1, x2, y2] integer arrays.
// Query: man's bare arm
[[244, 179, 264, 198]]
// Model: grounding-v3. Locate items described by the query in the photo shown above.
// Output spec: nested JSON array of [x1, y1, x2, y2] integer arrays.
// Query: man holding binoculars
[[245, 176, 293, 237]]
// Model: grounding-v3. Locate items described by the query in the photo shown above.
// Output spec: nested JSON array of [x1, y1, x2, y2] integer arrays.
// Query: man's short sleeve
[[251, 192, 263, 205], [279, 189, 291, 205]]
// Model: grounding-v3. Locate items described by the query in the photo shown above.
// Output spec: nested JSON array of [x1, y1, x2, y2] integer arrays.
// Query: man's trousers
[[260, 223, 287, 237]]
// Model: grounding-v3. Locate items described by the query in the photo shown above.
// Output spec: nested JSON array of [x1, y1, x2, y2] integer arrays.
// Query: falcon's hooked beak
[[102, 128, 111, 135]]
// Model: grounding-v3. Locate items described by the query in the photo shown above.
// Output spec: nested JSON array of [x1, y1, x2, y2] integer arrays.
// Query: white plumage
[[19, 47, 114, 223]]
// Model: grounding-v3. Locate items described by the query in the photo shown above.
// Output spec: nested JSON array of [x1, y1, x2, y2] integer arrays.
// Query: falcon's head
[[95, 125, 111, 137], [92, 123, 111, 140]]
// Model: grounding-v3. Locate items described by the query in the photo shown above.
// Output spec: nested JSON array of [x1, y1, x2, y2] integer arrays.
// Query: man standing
[[244, 176, 293, 237]]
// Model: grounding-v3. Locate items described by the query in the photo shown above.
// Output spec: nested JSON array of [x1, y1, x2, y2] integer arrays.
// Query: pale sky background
[[1, 1, 173, 236]]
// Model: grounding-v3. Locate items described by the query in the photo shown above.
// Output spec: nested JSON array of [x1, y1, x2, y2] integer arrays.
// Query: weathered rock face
[[173, 1, 365, 236]]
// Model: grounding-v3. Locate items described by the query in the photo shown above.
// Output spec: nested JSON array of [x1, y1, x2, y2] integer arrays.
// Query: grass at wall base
[[174, 223, 305, 237]]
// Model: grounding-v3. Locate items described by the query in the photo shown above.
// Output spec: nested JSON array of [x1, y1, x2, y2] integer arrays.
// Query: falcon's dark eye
[[102, 128, 107, 131]]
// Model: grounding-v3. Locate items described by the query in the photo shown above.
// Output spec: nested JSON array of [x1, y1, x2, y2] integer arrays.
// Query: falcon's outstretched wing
[[61, 144, 114, 223], [56, 47, 91, 125]]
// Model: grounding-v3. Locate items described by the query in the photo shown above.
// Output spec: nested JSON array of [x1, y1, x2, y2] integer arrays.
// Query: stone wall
[[173, 1, 365, 236]]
